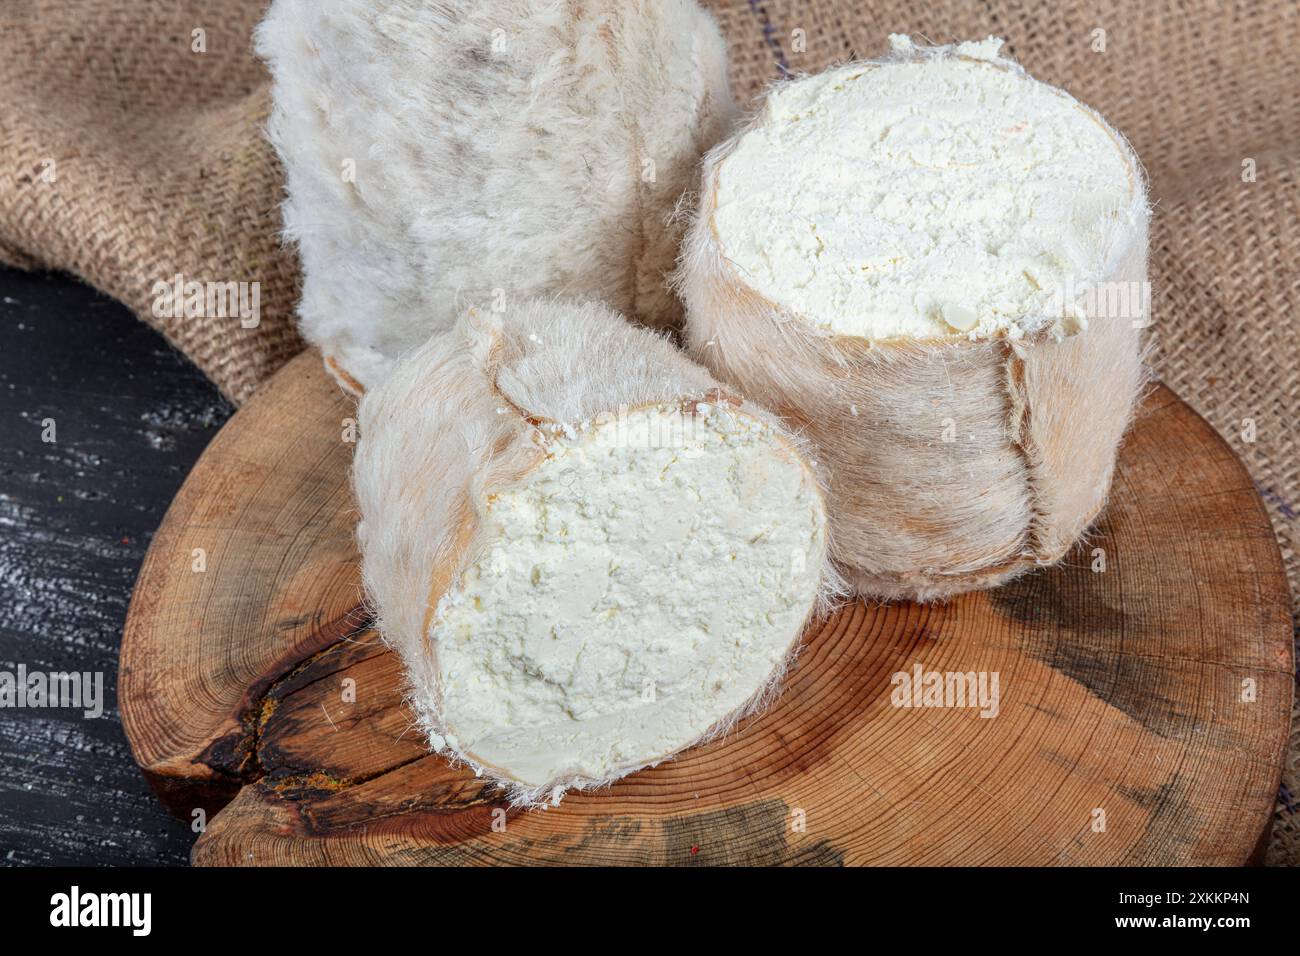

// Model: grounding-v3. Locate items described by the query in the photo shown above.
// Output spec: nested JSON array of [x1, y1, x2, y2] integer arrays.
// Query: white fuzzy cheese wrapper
[[256, 0, 736, 394], [352, 299, 836, 804], [677, 36, 1150, 601]]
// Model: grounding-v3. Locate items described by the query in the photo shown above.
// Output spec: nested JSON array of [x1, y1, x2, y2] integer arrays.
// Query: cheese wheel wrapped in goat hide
[[675, 36, 1150, 601], [256, 0, 736, 394], [352, 298, 837, 804]]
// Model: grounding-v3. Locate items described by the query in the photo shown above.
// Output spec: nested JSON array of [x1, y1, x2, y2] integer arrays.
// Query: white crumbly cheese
[[712, 37, 1137, 340], [431, 403, 824, 787]]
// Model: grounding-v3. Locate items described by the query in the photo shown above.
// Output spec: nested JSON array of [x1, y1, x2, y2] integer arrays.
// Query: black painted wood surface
[[0, 266, 235, 865]]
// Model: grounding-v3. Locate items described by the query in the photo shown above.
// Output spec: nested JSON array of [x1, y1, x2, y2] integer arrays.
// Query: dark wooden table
[[0, 265, 236, 865]]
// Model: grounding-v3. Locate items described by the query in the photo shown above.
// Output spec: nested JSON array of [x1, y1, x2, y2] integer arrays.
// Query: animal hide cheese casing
[[256, 0, 736, 394], [352, 298, 838, 803], [676, 37, 1150, 601]]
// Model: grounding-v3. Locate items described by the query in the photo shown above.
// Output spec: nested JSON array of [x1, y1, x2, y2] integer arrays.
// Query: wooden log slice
[[120, 350, 1293, 865]]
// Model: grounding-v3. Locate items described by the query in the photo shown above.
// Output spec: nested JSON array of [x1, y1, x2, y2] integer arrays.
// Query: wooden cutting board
[[120, 350, 1293, 866]]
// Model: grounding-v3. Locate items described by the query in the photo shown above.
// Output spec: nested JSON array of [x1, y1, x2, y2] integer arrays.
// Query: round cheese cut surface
[[432, 402, 825, 787], [712, 40, 1136, 341]]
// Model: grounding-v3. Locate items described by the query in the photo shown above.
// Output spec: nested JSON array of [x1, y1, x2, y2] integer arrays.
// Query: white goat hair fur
[[256, 0, 736, 395], [352, 298, 839, 805], [675, 37, 1151, 602]]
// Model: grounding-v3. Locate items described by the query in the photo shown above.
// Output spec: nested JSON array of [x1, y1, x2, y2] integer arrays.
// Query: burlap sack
[[2, 0, 1295, 863]]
